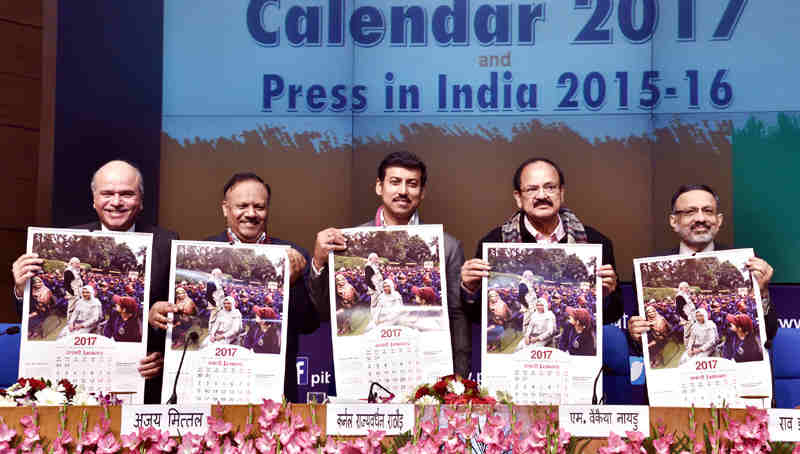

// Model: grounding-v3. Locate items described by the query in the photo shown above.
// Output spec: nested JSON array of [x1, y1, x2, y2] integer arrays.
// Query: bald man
[[11, 160, 178, 403]]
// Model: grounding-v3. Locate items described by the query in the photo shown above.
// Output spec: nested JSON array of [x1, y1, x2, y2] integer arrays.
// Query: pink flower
[[120, 432, 140, 451], [397, 442, 418, 454], [177, 434, 202, 454], [0, 424, 15, 443], [321, 438, 340, 454], [602, 431, 628, 454], [275, 422, 294, 446], [558, 428, 571, 446], [259, 400, 282, 429], [625, 431, 644, 445], [366, 430, 384, 449], [254, 435, 276, 454], [652, 438, 672, 454], [240, 440, 257, 454], [153, 433, 176, 452], [289, 414, 305, 431], [54, 430, 73, 448], [208, 416, 234, 436], [138, 426, 161, 443], [96, 433, 121, 454], [19, 415, 35, 429]]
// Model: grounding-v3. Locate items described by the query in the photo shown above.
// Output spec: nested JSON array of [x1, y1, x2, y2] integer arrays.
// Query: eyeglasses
[[519, 183, 560, 198], [672, 207, 719, 217]]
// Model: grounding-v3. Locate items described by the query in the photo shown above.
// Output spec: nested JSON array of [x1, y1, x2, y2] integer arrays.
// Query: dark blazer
[[206, 232, 320, 402], [74, 222, 178, 404]]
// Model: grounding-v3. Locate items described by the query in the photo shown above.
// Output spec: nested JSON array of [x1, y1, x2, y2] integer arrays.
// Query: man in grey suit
[[308, 151, 472, 378]]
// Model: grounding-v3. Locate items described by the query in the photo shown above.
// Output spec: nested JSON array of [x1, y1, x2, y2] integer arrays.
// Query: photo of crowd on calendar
[[330, 227, 446, 336], [635, 250, 765, 370], [170, 242, 287, 354], [26, 229, 152, 343], [484, 244, 601, 356]]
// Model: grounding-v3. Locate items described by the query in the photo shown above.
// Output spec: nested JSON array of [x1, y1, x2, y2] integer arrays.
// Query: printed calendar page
[[19, 228, 153, 403], [329, 225, 453, 401], [161, 241, 289, 404], [481, 243, 604, 405], [634, 249, 773, 407]]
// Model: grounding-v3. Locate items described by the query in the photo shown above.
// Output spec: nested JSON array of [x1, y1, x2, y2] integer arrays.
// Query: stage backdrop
[[156, 0, 800, 401]]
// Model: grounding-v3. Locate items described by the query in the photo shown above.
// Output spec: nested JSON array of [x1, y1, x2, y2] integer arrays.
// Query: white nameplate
[[768, 409, 800, 442], [559, 405, 649, 437], [121, 405, 211, 436], [325, 404, 414, 436]]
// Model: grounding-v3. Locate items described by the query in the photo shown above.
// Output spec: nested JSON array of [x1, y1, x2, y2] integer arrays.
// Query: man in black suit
[[628, 184, 778, 348], [148, 172, 319, 402], [309, 151, 471, 378], [11, 160, 177, 403]]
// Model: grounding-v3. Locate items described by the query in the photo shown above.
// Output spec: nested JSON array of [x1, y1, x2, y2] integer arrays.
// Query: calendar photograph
[[329, 227, 446, 337], [162, 241, 290, 404], [23, 229, 151, 343], [19, 227, 153, 403], [328, 225, 453, 401], [481, 243, 603, 405], [634, 249, 772, 407]]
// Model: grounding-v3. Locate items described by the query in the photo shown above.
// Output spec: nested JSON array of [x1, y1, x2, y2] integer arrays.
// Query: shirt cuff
[[310, 259, 326, 277], [13, 288, 23, 301]]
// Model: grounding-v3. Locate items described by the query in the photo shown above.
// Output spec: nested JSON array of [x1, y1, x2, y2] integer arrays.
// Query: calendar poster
[[481, 243, 603, 405], [329, 225, 452, 401], [162, 241, 290, 404], [20, 227, 153, 403], [634, 249, 772, 407]]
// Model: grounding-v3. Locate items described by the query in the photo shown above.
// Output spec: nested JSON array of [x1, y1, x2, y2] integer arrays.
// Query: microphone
[[0, 326, 20, 336], [591, 365, 609, 405], [367, 382, 395, 403], [167, 331, 198, 404]]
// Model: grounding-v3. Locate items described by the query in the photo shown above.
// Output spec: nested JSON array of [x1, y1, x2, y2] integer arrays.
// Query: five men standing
[[8, 159, 785, 404]]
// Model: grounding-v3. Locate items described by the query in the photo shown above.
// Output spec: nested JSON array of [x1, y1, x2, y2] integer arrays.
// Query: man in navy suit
[[148, 172, 319, 402], [12, 160, 177, 403]]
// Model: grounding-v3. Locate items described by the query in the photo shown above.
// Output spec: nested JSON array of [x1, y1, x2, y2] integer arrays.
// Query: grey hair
[[90, 160, 145, 197]]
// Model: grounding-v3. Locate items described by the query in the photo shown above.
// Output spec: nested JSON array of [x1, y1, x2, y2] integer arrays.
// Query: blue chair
[[602, 324, 634, 404], [0, 323, 21, 388], [771, 328, 800, 408]]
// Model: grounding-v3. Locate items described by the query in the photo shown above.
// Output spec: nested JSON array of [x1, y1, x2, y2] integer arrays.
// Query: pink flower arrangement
[[0, 397, 793, 454]]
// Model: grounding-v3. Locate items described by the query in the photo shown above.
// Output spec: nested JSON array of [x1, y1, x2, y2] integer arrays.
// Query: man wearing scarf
[[309, 151, 472, 378], [460, 158, 624, 325]]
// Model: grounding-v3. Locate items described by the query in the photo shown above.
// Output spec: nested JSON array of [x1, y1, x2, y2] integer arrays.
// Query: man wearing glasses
[[460, 158, 623, 325], [627, 184, 778, 346]]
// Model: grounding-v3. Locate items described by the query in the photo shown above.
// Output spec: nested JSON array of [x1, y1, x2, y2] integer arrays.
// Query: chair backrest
[[770, 328, 800, 408], [602, 324, 634, 404], [0, 323, 21, 389]]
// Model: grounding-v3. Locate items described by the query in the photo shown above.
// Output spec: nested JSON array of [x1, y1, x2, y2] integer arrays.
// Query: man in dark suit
[[309, 151, 471, 378], [628, 184, 778, 349], [148, 172, 319, 402], [11, 160, 177, 403]]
